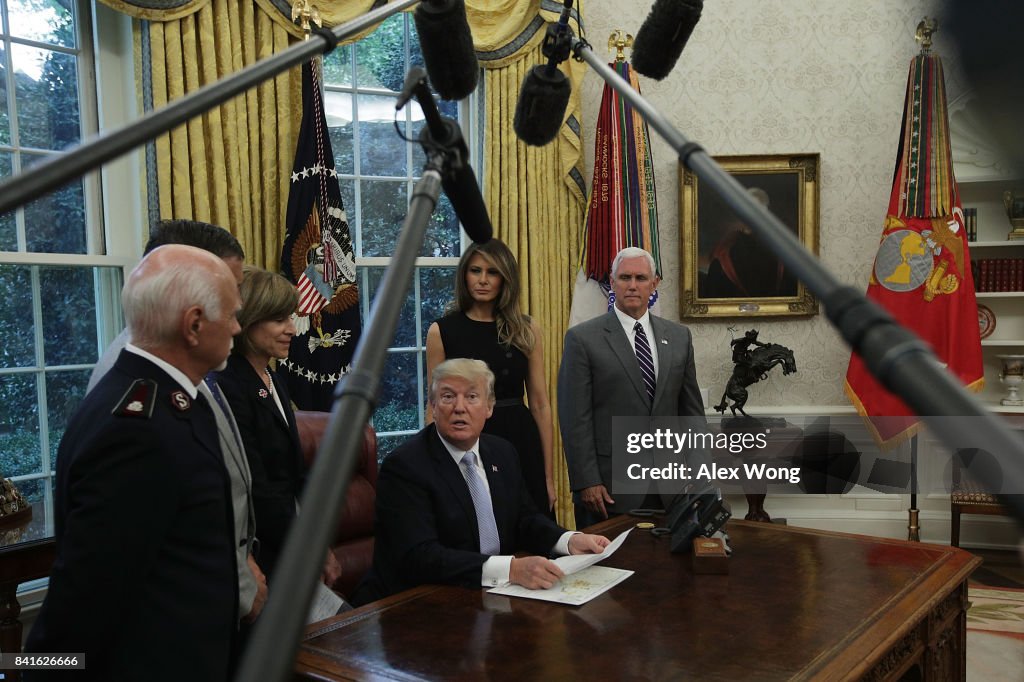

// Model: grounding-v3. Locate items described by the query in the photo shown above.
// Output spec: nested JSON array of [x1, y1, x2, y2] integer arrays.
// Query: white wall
[[580, 0, 969, 407]]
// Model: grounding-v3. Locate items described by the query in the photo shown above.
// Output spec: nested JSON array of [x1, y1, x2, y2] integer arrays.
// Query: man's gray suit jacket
[[557, 311, 706, 513]]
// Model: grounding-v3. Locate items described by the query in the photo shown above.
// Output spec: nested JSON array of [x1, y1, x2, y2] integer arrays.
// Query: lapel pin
[[258, 388, 269, 399], [492, 464, 498, 472], [661, 339, 668, 344]]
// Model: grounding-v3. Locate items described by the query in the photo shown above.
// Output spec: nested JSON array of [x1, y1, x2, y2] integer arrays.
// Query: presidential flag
[[568, 59, 661, 326], [280, 60, 361, 410], [844, 50, 984, 448]]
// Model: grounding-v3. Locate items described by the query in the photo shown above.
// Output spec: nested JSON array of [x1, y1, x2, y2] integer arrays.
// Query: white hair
[[123, 258, 224, 348], [611, 247, 657, 279]]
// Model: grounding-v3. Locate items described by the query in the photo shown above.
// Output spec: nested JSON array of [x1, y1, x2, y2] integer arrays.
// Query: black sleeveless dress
[[436, 312, 551, 517]]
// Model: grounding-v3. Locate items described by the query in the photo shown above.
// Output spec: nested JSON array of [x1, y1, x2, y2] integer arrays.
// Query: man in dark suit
[[85, 219, 266, 630], [26, 245, 244, 681], [558, 247, 707, 527], [353, 358, 608, 605]]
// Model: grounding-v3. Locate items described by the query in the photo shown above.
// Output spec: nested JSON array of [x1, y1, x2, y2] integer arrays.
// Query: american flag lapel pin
[[661, 339, 668, 345]]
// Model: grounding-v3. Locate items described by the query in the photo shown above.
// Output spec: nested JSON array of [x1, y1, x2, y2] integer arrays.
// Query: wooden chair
[[949, 448, 1009, 547]]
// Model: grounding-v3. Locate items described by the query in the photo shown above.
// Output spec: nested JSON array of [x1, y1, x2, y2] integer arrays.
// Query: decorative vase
[[996, 354, 1024, 406], [1002, 190, 1024, 240]]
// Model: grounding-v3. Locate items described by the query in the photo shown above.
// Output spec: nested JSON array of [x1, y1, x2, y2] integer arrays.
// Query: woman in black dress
[[426, 239, 555, 516]]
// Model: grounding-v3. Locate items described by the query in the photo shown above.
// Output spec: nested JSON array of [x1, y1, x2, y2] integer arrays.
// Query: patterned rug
[[966, 586, 1024, 680]]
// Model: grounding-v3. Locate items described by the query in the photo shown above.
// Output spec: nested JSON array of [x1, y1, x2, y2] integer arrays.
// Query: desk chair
[[949, 448, 1010, 547]]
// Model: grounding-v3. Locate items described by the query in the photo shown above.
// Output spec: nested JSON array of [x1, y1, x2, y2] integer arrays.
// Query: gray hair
[[429, 358, 496, 405], [611, 247, 657, 279], [123, 247, 226, 348]]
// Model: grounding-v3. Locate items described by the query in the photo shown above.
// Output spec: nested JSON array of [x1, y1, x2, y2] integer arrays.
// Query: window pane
[[13, 44, 81, 151], [356, 14, 407, 92], [46, 368, 89, 459], [0, 45, 9, 145], [0, 372, 41, 476], [418, 266, 455, 342], [22, 175, 86, 254], [358, 94, 405, 177], [366, 266, 416, 348], [359, 180, 407, 257], [7, 0, 76, 48], [0, 152, 15, 250], [40, 266, 99, 365], [375, 433, 407, 464], [11, 477, 47, 505], [0, 264, 35, 366], [424, 193, 460, 258], [325, 90, 354, 175], [321, 44, 353, 87], [373, 351, 419, 433]]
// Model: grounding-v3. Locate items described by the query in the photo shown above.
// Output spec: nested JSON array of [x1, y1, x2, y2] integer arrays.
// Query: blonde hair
[[451, 239, 535, 354], [429, 358, 496, 405]]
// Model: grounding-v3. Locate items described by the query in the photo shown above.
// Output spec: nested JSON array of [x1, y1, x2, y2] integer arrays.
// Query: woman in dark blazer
[[217, 266, 338, 584]]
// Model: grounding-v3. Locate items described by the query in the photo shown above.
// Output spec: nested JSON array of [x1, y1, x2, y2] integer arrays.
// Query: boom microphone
[[631, 0, 703, 81], [512, 0, 575, 146], [414, 0, 480, 101], [398, 68, 492, 243]]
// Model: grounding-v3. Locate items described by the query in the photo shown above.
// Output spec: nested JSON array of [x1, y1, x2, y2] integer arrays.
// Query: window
[[322, 13, 474, 459], [0, 1, 131, 521]]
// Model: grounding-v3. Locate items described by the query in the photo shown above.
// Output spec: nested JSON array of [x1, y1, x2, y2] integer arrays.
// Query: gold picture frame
[[679, 153, 820, 318]]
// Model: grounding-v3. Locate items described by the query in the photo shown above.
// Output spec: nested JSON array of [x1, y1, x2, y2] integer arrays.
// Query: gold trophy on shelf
[[1002, 190, 1024, 240]]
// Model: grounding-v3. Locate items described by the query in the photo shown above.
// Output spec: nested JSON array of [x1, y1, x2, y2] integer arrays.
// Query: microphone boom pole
[[569, 36, 1024, 524], [0, 0, 421, 217], [235, 107, 452, 682]]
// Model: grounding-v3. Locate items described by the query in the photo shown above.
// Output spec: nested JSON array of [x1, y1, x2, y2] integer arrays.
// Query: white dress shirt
[[613, 305, 659, 379], [437, 433, 575, 587]]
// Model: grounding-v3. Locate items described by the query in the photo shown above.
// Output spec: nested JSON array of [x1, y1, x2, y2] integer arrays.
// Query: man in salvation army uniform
[[26, 244, 243, 682]]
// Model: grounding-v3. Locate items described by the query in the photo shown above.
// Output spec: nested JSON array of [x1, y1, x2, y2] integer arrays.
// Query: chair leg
[[950, 506, 960, 547]]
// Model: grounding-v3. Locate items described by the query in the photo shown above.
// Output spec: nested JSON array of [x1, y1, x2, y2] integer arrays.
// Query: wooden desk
[[296, 518, 979, 681], [0, 502, 55, 680]]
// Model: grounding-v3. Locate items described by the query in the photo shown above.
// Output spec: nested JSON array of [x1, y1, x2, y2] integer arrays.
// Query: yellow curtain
[[99, 0, 395, 268], [472, 2, 588, 528], [141, 4, 298, 269]]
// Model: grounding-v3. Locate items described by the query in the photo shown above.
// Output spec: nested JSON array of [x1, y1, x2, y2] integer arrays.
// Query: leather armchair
[[294, 411, 378, 598]]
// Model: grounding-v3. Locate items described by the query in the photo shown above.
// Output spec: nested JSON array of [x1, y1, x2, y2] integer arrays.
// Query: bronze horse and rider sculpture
[[715, 329, 797, 417]]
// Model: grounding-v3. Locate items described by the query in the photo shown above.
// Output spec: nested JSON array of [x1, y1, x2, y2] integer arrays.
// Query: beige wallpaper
[[577, 0, 969, 408]]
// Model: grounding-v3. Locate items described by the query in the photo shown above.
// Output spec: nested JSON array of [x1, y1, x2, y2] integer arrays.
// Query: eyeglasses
[[436, 391, 485, 406]]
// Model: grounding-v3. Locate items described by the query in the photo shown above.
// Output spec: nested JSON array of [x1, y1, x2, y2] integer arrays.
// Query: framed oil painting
[[679, 153, 820, 318]]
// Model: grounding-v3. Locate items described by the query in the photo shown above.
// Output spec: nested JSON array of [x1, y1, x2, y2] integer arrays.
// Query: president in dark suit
[[558, 247, 707, 527], [353, 359, 608, 605], [26, 245, 243, 681]]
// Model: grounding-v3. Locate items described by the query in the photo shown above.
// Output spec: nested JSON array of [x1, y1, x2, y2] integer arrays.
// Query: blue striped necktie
[[461, 451, 500, 555], [634, 321, 656, 403]]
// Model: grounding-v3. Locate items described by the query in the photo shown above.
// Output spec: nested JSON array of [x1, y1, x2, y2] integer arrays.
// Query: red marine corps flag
[[844, 42, 983, 447], [280, 60, 362, 410]]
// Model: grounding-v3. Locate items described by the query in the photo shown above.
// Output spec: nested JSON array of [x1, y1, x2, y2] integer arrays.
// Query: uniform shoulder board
[[113, 378, 158, 418]]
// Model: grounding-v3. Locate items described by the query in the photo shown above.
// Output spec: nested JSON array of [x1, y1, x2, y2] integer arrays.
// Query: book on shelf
[[972, 257, 1024, 292]]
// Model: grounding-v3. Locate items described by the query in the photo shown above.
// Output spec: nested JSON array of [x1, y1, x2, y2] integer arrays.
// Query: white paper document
[[487, 527, 634, 605], [307, 581, 346, 623]]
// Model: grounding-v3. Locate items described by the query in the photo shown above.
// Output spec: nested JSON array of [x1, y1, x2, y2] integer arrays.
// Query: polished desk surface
[[297, 518, 979, 681]]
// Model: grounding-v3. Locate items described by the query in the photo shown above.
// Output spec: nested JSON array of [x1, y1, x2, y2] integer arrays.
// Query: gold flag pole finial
[[915, 16, 937, 53], [291, 0, 322, 39], [607, 30, 634, 63]]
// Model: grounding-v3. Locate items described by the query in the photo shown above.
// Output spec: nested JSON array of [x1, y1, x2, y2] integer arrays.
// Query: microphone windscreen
[[443, 164, 493, 244], [414, 0, 479, 101], [513, 66, 571, 147], [632, 0, 703, 81]]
